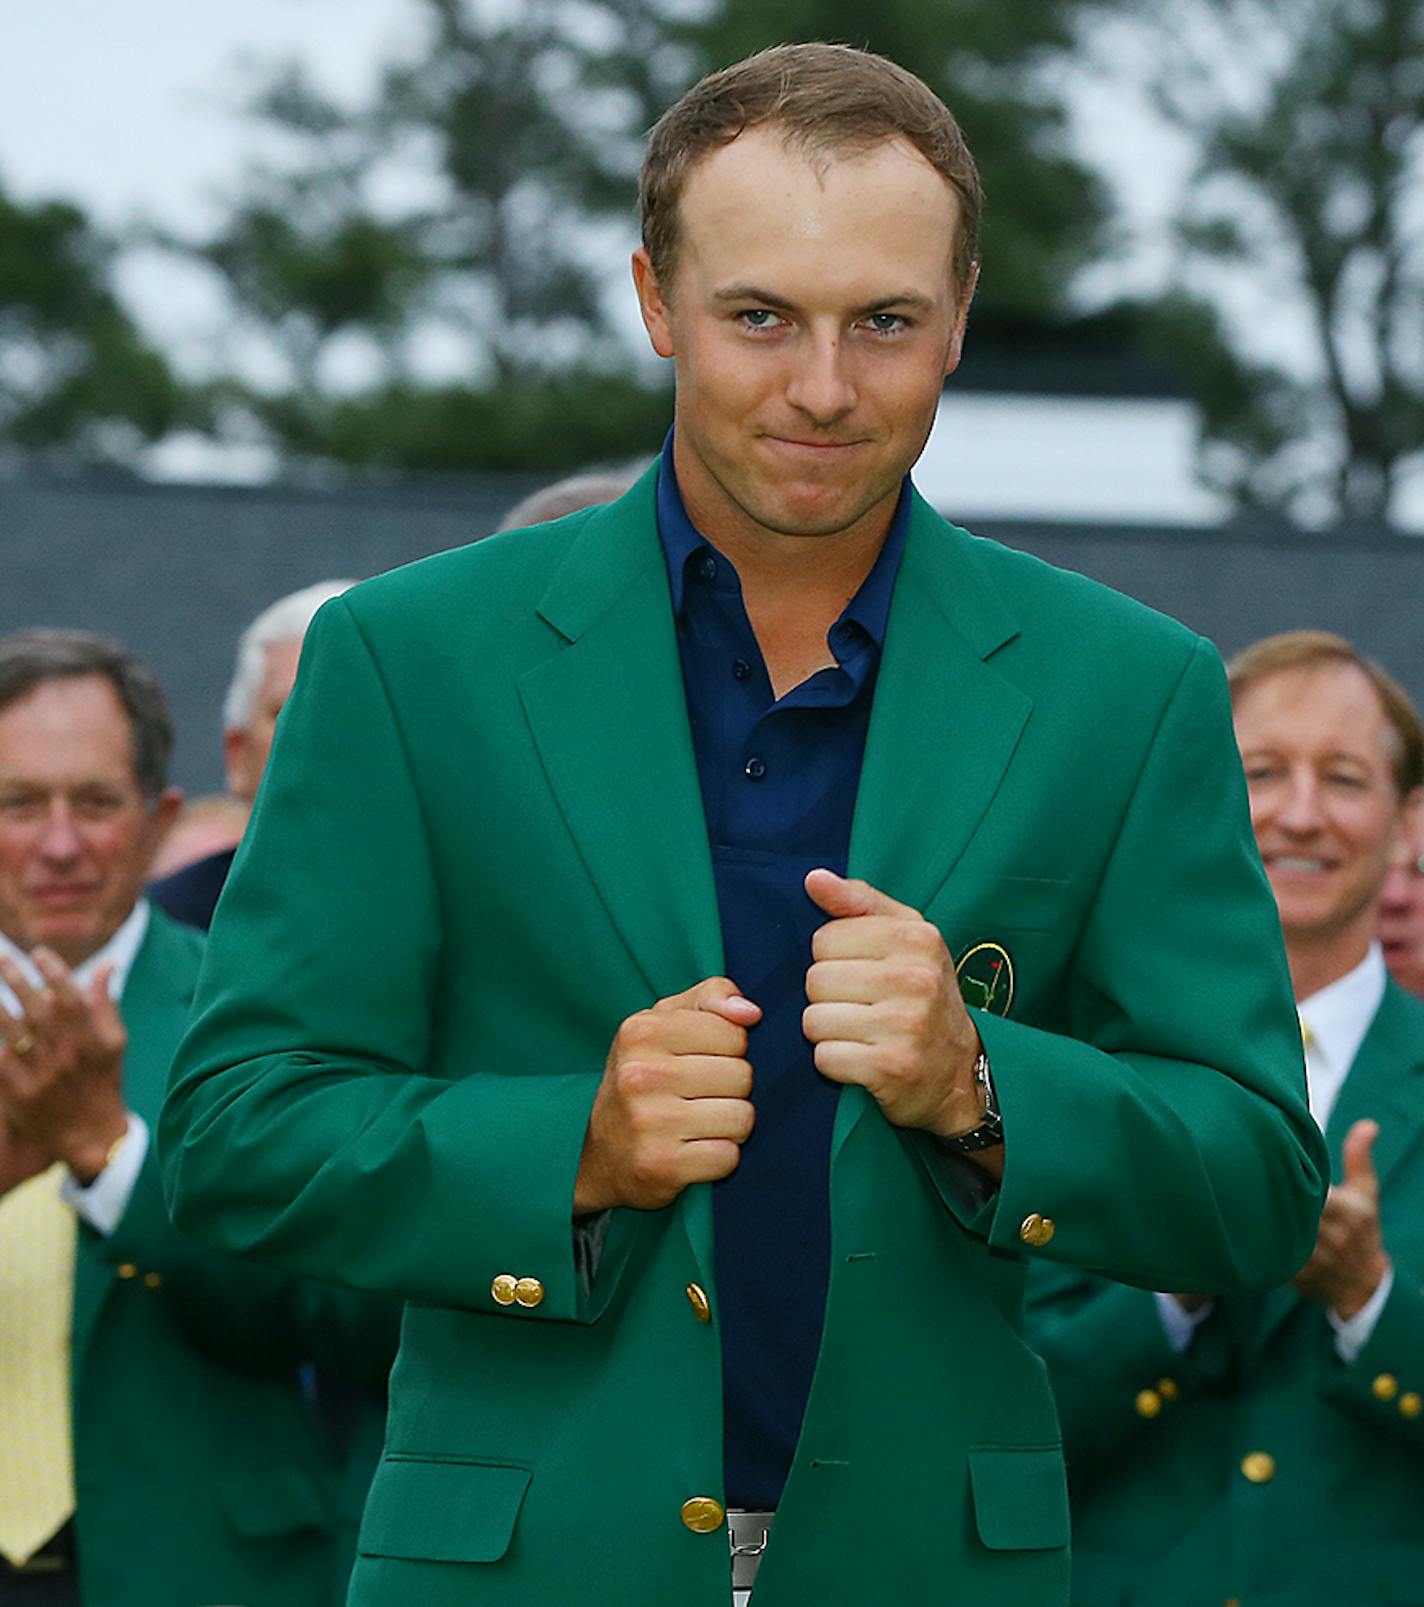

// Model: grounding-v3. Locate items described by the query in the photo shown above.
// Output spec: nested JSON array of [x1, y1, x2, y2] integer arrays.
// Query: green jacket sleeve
[[1024, 1263, 1238, 1471], [918, 638, 1327, 1293], [90, 1140, 400, 1388], [160, 596, 611, 1323], [1321, 1261, 1424, 1448]]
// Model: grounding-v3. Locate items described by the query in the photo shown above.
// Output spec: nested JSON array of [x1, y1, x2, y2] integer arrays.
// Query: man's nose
[[37, 803, 83, 861], [1275, 774, 1326, 833], [785, 331, 857, 424]]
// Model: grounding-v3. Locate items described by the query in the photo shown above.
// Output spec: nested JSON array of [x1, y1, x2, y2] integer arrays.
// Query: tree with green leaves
[[188, 0, 1115, 474], [1102, 0, 1423, 526], [0, 181, 187, 469]]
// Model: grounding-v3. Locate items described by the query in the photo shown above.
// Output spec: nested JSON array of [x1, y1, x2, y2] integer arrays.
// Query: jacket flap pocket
[[968, 1446, 1069, 1552], [225, 1464, 331, 1538], [359, 1456, 532, 1563]]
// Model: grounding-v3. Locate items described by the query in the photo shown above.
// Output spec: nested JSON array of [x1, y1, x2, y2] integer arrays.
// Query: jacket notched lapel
[[836, 491, 1029, 1159], [518, 474, 725, 1292], [519, 476, 724, 1002]]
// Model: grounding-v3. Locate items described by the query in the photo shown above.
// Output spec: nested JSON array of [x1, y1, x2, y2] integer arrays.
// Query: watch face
[[955, 942, 1014, 1017]]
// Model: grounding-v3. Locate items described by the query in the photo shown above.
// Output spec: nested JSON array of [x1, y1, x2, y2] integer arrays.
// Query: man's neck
[[1289, 922, 1376, 1004]]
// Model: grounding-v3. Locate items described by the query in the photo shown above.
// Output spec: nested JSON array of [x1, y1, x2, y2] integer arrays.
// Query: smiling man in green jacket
[[161, 43, 1326, 1607], [1028, 632, 1424, 1607]]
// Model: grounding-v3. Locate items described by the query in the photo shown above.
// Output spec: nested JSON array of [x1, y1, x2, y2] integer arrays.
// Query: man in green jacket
[[1028, 629, 1424, 1607], [0, 629, 396, 1607], [161, 44, 1326, 1607]]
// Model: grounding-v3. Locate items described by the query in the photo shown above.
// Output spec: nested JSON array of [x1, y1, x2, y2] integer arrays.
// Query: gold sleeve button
[[1240, 1452, 1275, 1484], [680, 1496, 725, 1533], [116, 1263, 138, 1280], [1134, 1389, 1162, 1419], [491, 1274, 518, 1306], [142, 1271, 163, 1290], [514, 1277, 545, 1308], [1018, 1213, 1055, 1248], [1372, 1373, 1399, 1401], [1157, 1377, 1179, 1400], [686, 1283, 712, 1324], [1400, 1392, 1421, 1419]]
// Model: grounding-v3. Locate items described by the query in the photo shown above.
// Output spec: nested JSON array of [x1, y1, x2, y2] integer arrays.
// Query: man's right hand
[[573, 978, 760, 1214], [0, 1108, 53, 1197]]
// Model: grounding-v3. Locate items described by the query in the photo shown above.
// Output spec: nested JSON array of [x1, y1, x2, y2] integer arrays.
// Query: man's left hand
[[0, 950, 128, 1185], [1292, 1118, 1391, 1321], [802, 869, 988, 1142]]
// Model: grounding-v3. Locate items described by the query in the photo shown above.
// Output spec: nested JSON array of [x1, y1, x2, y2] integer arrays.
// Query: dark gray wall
[[2, 473, 1419, 793]]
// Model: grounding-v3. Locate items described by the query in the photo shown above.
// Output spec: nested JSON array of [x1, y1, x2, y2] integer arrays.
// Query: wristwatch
[[939, 1048, 1003, 1153]]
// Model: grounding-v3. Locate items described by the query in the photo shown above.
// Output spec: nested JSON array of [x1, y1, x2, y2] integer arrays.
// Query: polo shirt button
[[744, 757, 767, 781], [681, 1496, 725, 1533], [832, 622, 854, 644], [697, 554, 717, 582], [732, 659, 752, 681]]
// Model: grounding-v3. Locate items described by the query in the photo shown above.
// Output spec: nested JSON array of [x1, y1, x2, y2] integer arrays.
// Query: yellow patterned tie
[[0, 1163, 77, 1565], [1299, 1013, 1316, 1053]]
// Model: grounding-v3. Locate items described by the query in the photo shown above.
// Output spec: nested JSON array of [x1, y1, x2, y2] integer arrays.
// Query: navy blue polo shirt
[[655, 434, 909, 1510]]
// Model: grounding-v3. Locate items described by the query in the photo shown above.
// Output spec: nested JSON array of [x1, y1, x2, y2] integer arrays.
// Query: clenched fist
[[574, 977, 761, 1214], [801, 869, 990, 1150]]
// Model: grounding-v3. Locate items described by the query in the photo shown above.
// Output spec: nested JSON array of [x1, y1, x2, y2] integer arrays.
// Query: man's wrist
[[934, 1043, 1003, 1152], [64, 1112, 131, 1186]]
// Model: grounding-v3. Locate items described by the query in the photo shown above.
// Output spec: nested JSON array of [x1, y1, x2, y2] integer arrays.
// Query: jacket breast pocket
[[935, 874, 1073, 938], [967, 1446, 1069, 1552], [357, 1455, 532, 1564]]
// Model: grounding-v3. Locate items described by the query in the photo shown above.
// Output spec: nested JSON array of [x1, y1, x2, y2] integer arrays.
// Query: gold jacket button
[[514, 1277, 545, 1308], [686, 1282, 712, 1323], [1240, 1451, 1276, 1484], [1134, 1389, 1162, 1419], [1400, 1392, 1421, 1419], [491, 1274, 518, 1306], [1372, 1372, 1399, 1401], [143, 1271, 163, 1290], [680, 1496, 725, 1534], [1019, 1213, 1055, 1247], [1158, 1377, 1179, 1400], [116, 1263, 138, 1280]]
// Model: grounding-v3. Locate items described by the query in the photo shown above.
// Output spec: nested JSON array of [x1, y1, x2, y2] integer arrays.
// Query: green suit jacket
[[74, 908, 397, 1607], [1026, 979, 1424, 1607], [160, 468, 1326, 1607]]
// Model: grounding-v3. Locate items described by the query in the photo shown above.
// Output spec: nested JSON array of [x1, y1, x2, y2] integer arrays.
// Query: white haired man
[[150, 580, 354, 929]]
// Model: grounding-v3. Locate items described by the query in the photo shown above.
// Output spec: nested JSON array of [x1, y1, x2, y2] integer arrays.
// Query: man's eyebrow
[[711, 284, 937, 315]]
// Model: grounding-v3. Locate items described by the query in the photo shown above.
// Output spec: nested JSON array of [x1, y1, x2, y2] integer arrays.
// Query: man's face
[[633, 127, 971, 551], [1379, 806, 1424, 996], [1235, 662, 1407, 958], [0, 676, 180, 966], [224, 635, 304, 803]]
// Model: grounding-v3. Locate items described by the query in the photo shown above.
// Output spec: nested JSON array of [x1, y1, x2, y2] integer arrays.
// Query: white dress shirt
[[0, 902, 152, 1235], [1158, 944, 1393, 1359]]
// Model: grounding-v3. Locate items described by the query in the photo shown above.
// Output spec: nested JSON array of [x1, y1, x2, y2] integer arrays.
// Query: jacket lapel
[[71, 917, 193, 1370], [518, 470, 724, 1292], [518, 469, 724, 1000], [835, 491, 1029, 1157]]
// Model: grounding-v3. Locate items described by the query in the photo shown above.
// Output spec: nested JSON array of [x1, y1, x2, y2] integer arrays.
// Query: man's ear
[[224, 727, 256, 801], [944, 260, 979, 377], [632, 247, 676, 359], [145, 788, 185, 856]]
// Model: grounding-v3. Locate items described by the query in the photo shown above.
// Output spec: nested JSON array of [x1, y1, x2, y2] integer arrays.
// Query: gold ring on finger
[[10, 1032, 35, 1058]]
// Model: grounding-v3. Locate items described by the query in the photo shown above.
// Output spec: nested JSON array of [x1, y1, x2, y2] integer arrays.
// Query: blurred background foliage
[[1, 0, 1419, 526]]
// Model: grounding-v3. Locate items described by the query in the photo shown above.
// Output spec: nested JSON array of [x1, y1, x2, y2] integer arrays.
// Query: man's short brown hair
[[640, 42, 983, 304], [1227, 629, 1424, 799]]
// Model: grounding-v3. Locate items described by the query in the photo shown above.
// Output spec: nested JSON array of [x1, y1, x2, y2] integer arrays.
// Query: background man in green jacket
[[162, 44, 1326, 1607], [0, 629, 395, 1607], [1029, 629, 1424, 1607]]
